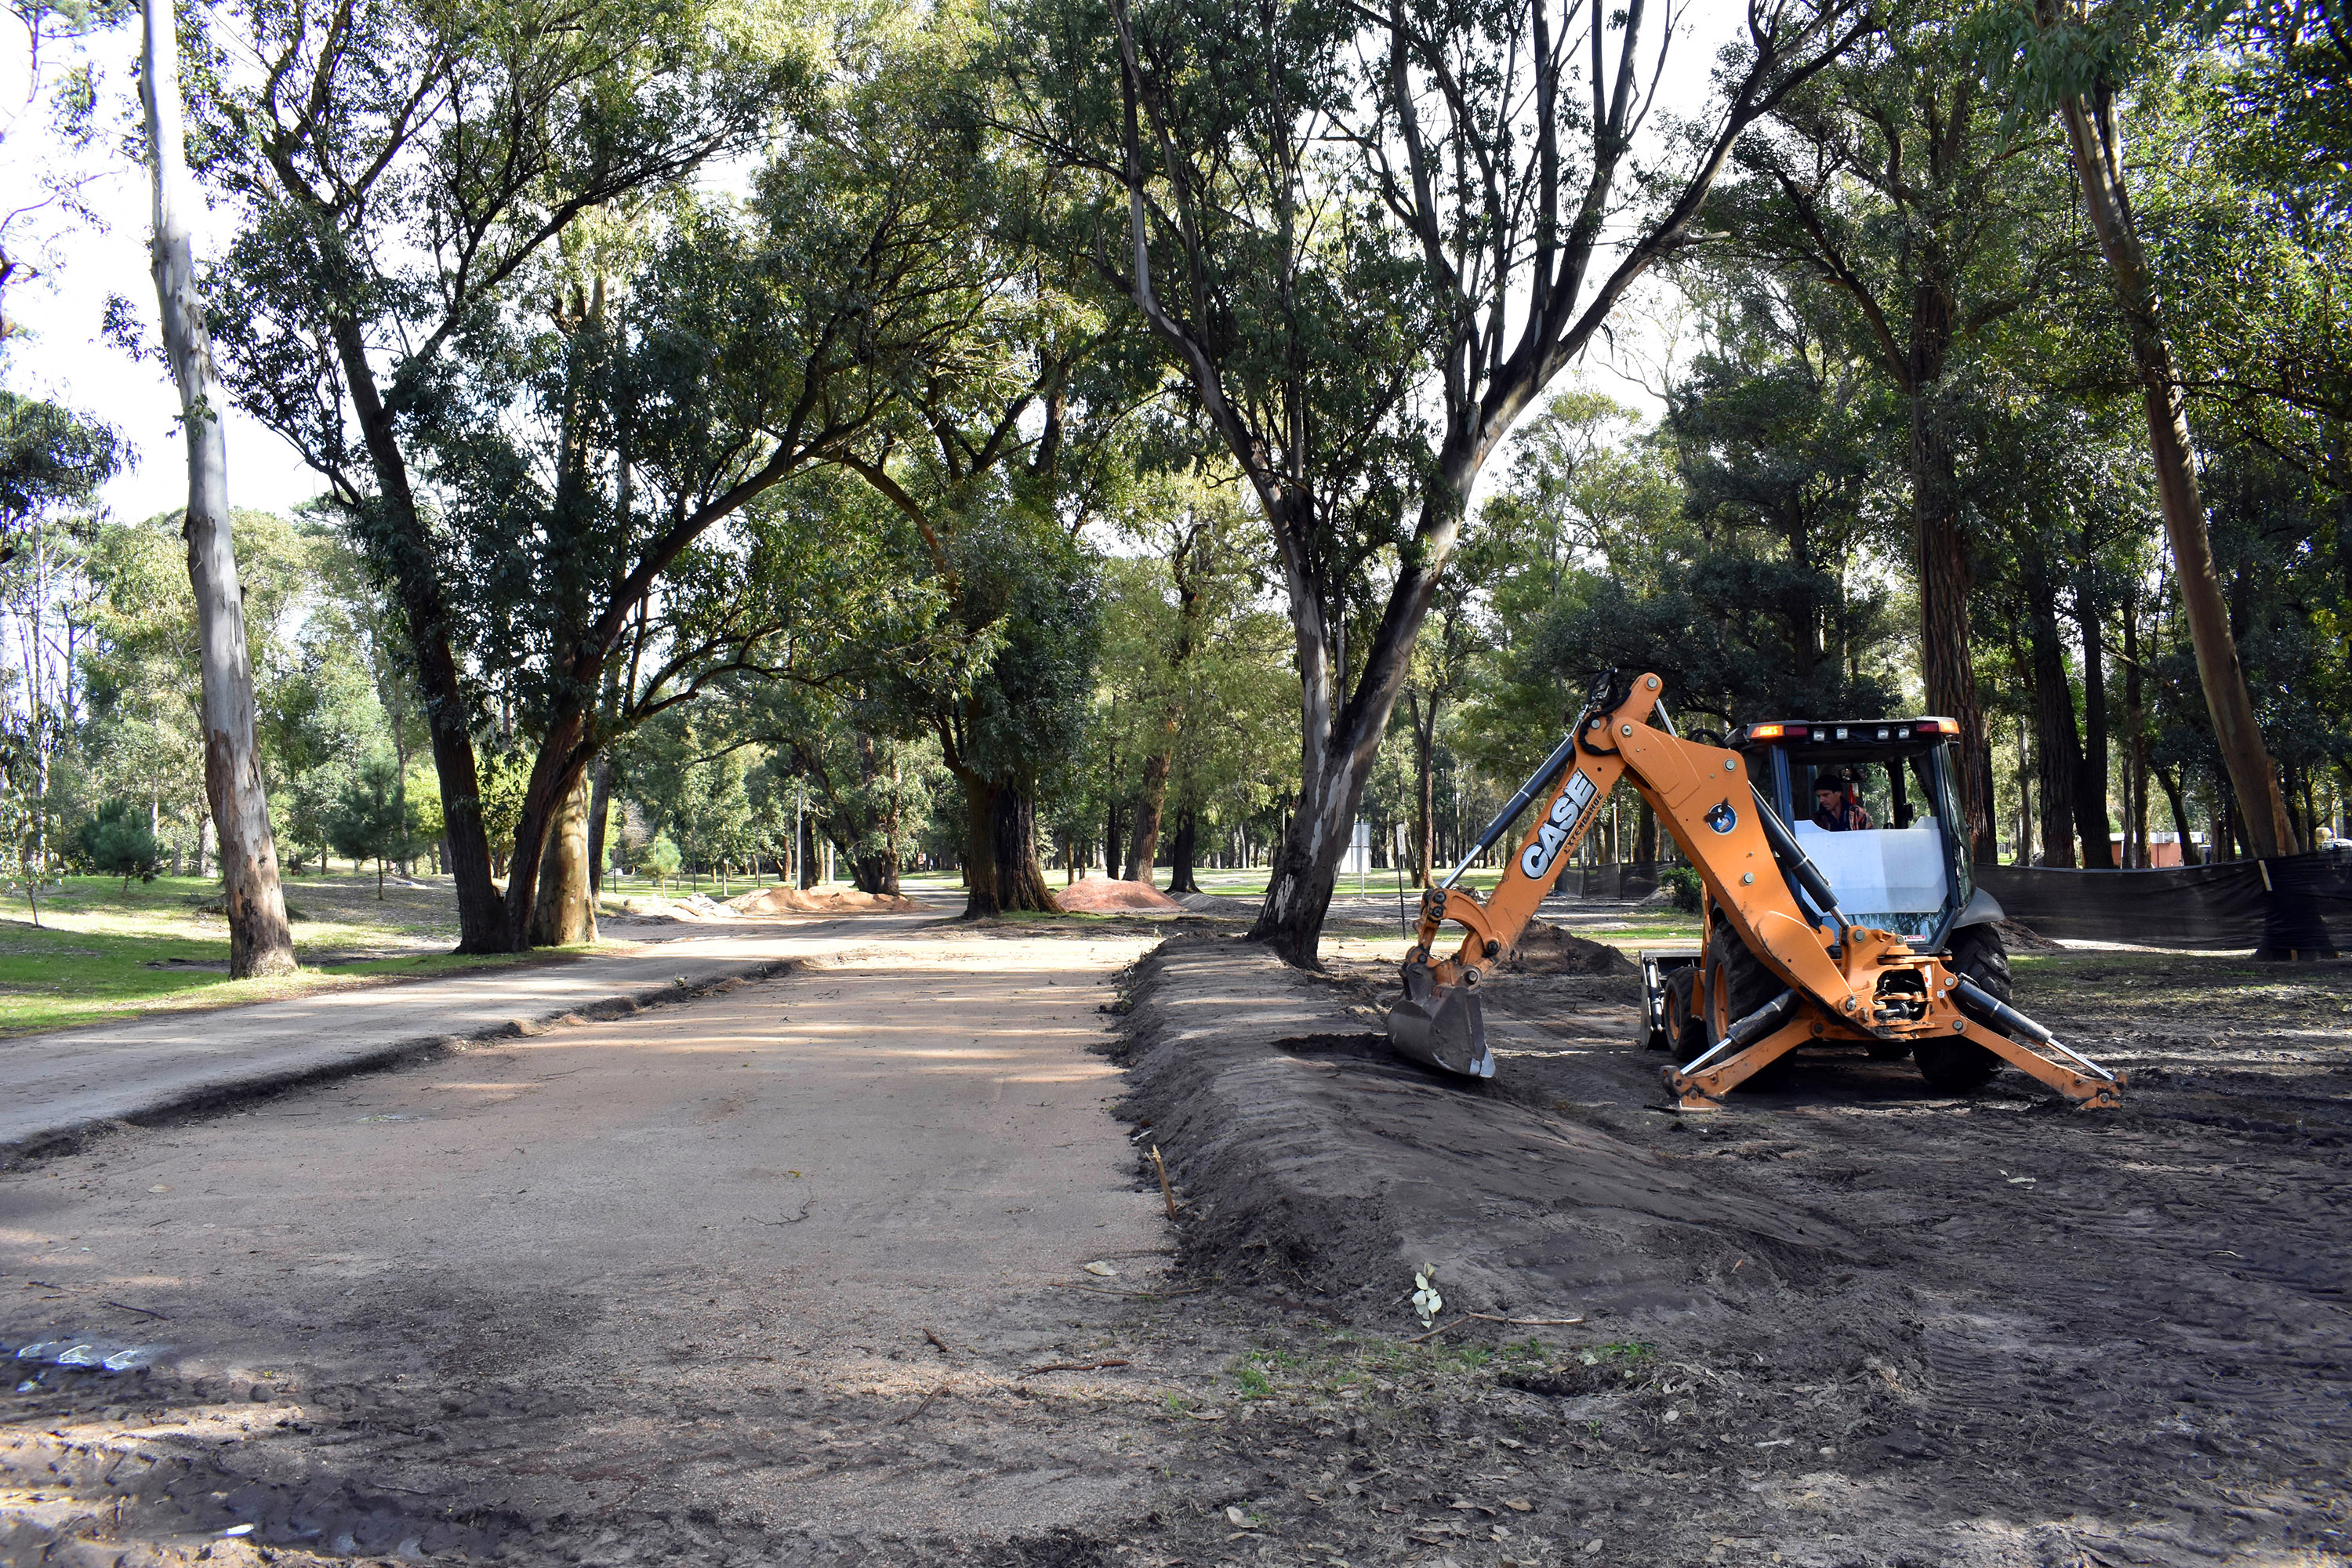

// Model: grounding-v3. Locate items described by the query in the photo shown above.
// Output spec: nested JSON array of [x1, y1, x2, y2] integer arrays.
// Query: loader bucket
[[1387, 959, 1495, 1078]]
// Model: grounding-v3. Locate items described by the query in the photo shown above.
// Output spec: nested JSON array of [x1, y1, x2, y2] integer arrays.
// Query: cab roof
[[1730, 718, 1958, 750]]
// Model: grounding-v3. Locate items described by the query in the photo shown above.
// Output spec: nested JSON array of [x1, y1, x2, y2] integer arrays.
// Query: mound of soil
[[1997, 916, 2064, 951], [726, 884, 917, 914], [1505, 916, 1637, 975], [1055, 877, 1181, 913], [1116, 933, 1850, 1322]]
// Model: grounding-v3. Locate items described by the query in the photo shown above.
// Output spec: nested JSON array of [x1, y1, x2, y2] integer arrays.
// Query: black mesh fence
[[1557, 851, 2347, 959], [1974, 853, 2348, 959]]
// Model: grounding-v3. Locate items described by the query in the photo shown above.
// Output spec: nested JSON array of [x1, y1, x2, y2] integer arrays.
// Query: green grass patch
[[0, 873, 587, 1036]]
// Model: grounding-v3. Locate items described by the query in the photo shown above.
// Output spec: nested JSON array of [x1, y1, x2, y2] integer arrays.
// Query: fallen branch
[[1047, 1281, 1205, 1300], [895, 1383, 950, 1425], [1406, 1316, 1472, 1344], [106, 1300, 172, 1321], [1148, 1144, 1180, 1220], [750, 1200, 814, 1227], [923, 1327, 956, 1356], [1022, 1359, 1132, 1375]]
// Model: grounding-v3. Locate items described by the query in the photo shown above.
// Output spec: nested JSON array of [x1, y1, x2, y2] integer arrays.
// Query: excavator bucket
[[1387, 958, 1494, 1078]]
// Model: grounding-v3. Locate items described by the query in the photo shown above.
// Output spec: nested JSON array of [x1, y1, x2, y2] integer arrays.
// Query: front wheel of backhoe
[[1915, 924, 2012, 1092]]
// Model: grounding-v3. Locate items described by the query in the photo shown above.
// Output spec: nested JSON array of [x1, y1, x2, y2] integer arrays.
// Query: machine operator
[[1812, 770, 1874, 832]]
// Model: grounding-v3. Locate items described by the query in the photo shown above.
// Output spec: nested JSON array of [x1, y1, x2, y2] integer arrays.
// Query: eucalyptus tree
[[205, 0, 981, 948], [1005, 0, 1871, 963], [1984, 0, 2306, 855], [141, 0, 294, 975]]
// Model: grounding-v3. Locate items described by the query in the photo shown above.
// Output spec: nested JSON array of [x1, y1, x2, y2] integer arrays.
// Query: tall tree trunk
[[2048, 74, 2299, 858], [1407, 691, 1437, 887], [848, 733, 902, 895], [142, 0, 296, 980], [1126, 751, 1171, 883], [528, 770, 597, 946], [1166, 807, 1200, 895], [1249, 535, 1424, 965], [957, 771, 1002, 916], [1102, 795, 1123, 884], [2015, 714, 2035, 866], [2074, 580, 2114, 867], [498, 710, 591, 950], [586, 753, 613, 895], [2122, 591, 2149, 866], [2215, 767, 2239, 861], [332, 323, 506, 952], [2024, 550, 2083, 866], [2154, 765, 2193, 864], [1913, 401, 1995, 864], [989, 785, 1059, 913]]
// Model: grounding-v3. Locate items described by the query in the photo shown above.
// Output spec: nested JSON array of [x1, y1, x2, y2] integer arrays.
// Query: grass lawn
[[0, 873, 584, 1037]]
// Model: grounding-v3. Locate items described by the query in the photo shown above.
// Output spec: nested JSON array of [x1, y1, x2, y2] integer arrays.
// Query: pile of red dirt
[[725, 885, 919, 915], [1054, 877, 1182, 913]]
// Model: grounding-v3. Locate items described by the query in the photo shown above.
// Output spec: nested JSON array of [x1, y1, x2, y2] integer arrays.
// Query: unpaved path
[[2, 927, 1180, 1564], [0, 909, 974, 1161]]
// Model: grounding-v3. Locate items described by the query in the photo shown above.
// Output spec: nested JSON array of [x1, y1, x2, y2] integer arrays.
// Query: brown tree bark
[[2155, 765, 2194, 864], [332, 321, 509, 952], [1125, 751, 1171, 883], [1406, 690, 1438, 887], [586, 754, 614, 895], [1912, 405, 1997, 863], [2047, 66, 2299, 858], [141, 0, 296, 979], [2023, 549, 2083, 866], [989, 786, 1059, 913], [2074, 578, 2115, 867], [2122, 586, 2148, 865], [528, 771, 597, 946], [1166, 808, 1200, 895]]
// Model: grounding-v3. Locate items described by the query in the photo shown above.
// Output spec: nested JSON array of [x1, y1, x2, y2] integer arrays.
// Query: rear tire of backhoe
[[1705, 916, 1791, 1085], [1915, 924, 2011, 1093]]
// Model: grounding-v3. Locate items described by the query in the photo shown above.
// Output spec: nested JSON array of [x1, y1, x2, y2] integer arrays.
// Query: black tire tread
[[1705, 915, 1783, 1043], [1915, 924, 2009, 1091], [1704, 914, 1795, 1085]]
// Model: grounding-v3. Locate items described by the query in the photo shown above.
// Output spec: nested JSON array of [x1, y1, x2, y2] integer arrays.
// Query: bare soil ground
[[1109, 934, 2352, 1568], [3, 919, 2347, 1568]]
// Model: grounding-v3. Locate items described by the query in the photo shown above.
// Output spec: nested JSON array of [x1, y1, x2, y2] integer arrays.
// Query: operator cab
[[1727, 717, 1976, 950]]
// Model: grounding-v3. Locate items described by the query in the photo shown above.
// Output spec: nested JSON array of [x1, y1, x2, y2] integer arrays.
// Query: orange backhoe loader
[[1388, 670, 2125, 1109]]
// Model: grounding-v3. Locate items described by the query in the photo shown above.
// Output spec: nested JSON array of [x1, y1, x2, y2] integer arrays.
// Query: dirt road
[[0, 912, 958, 1161], [2, 927, 1185, 1564]]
